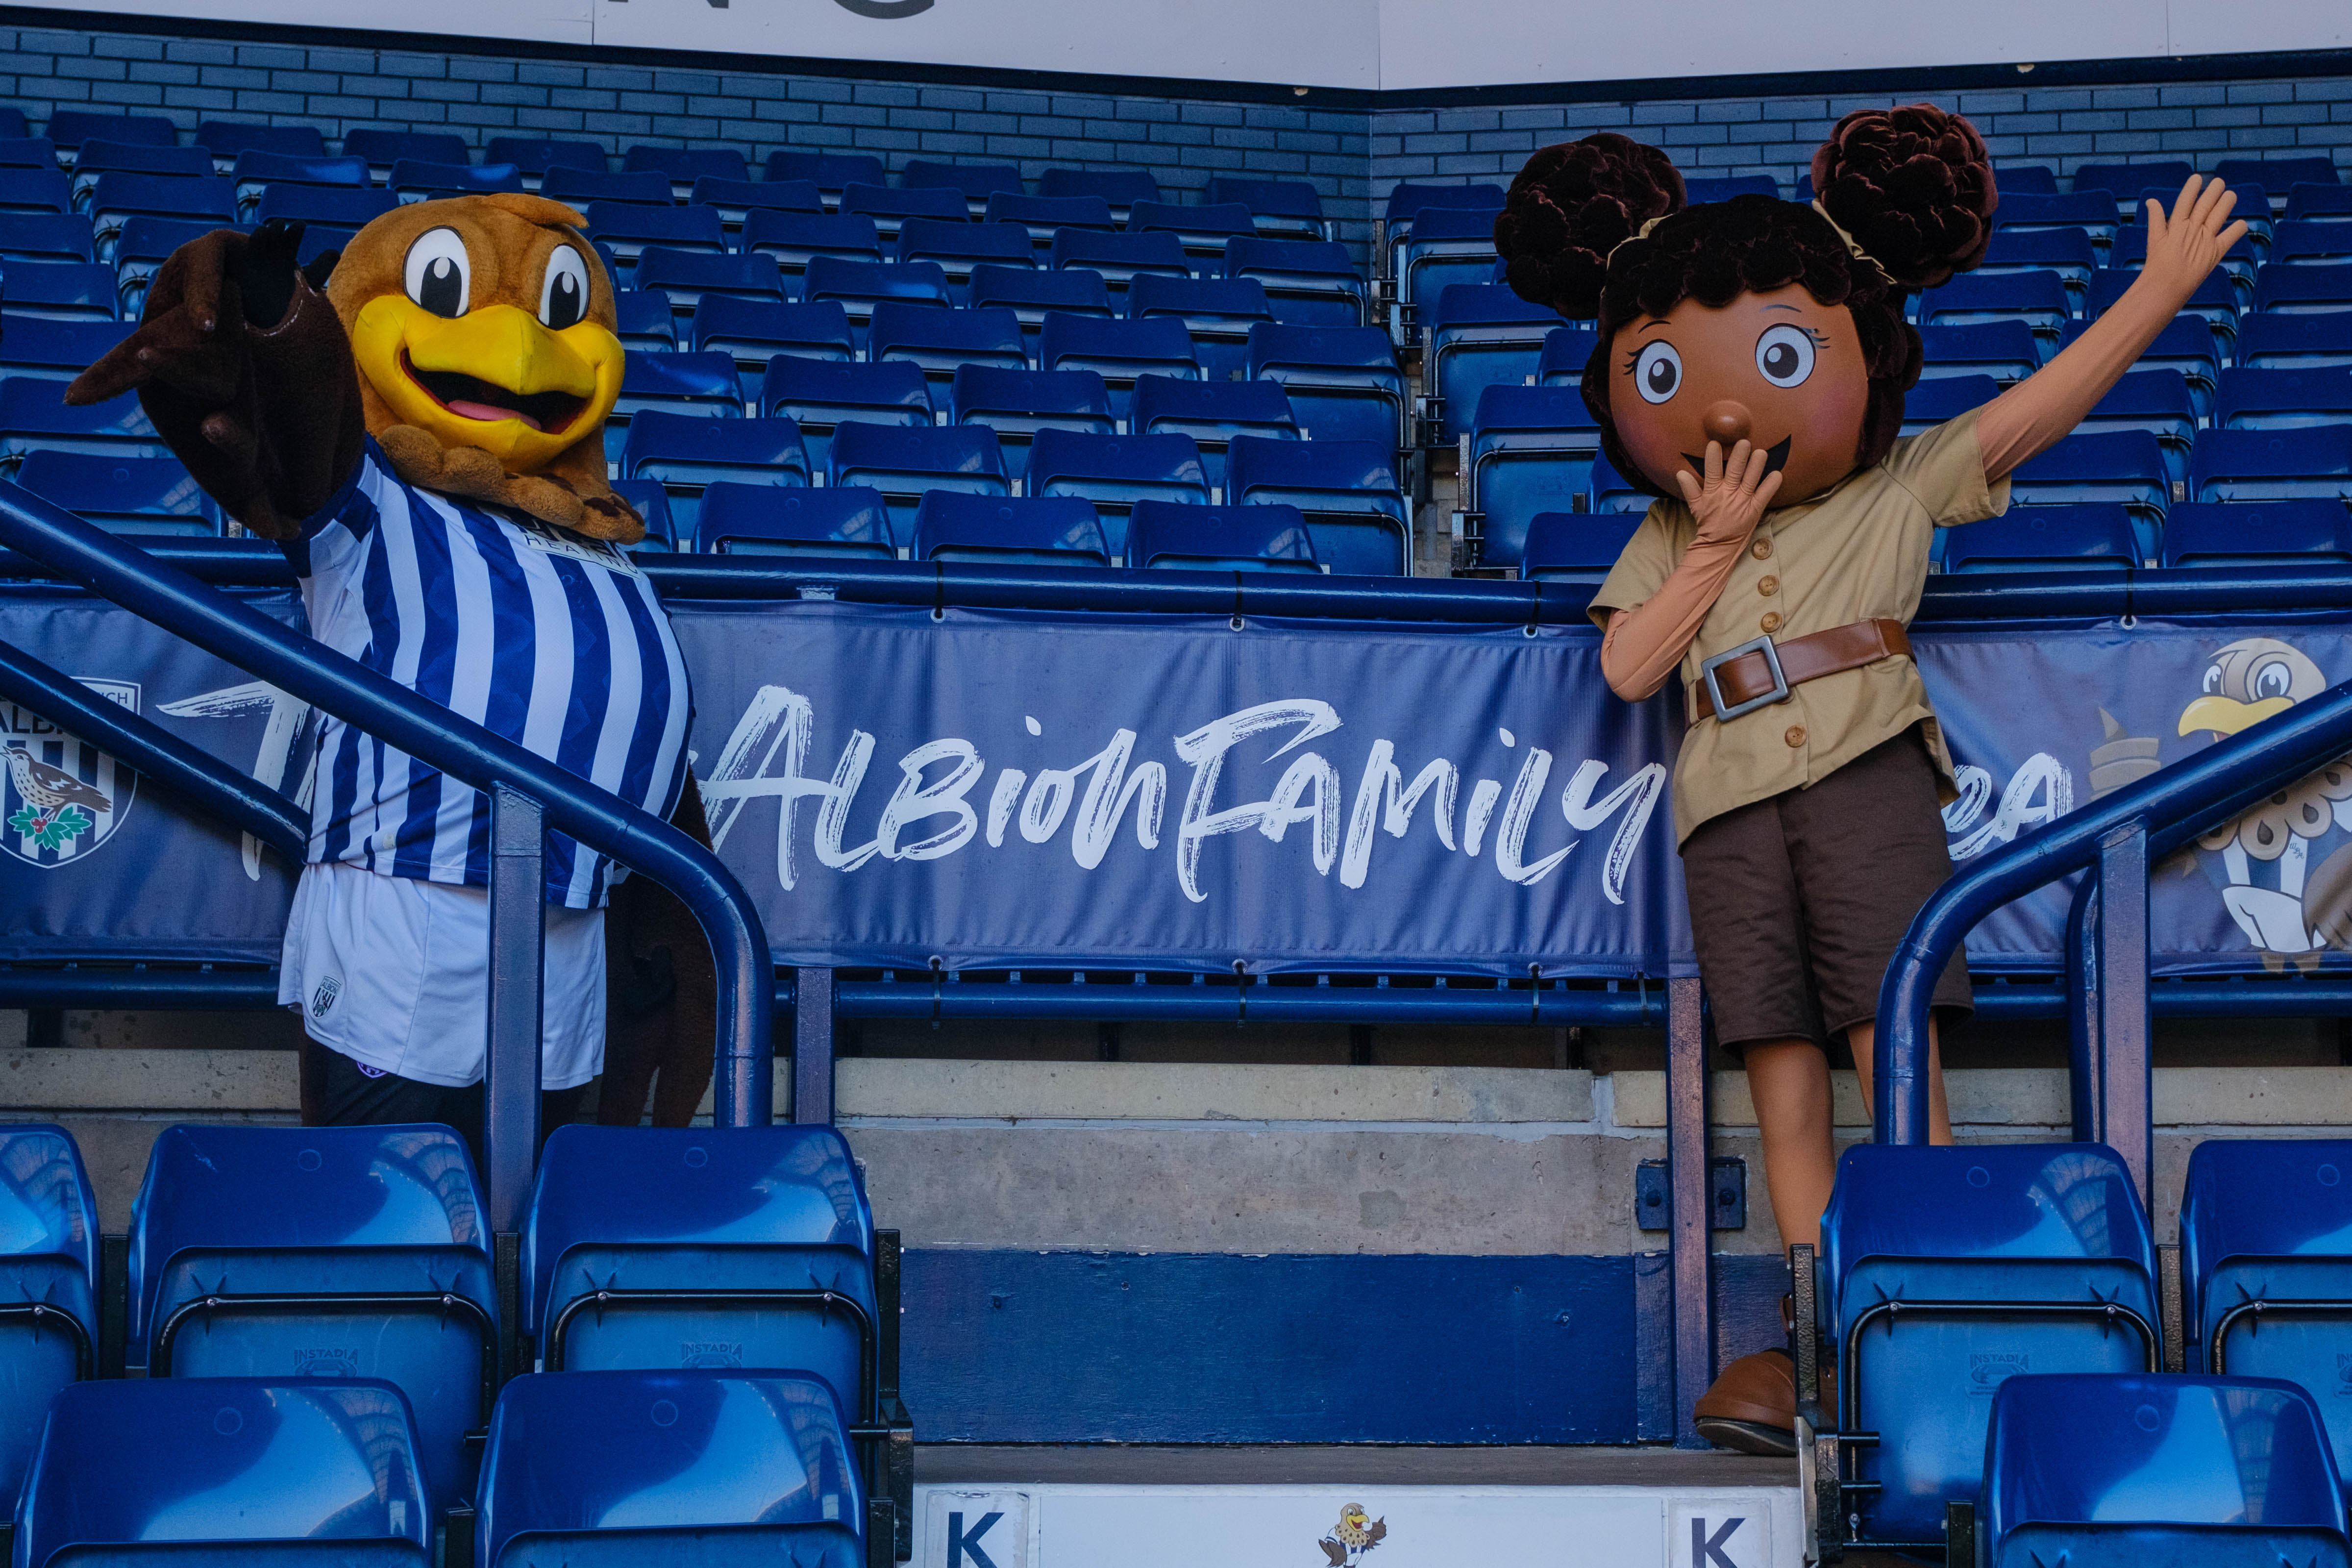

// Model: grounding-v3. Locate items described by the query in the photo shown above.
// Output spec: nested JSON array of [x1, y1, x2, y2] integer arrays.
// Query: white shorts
[[278, 861, 606, 1091]]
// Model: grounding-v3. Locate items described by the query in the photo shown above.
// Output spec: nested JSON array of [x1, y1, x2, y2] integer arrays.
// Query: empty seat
[[2218, 366, 2352, 429], [761, 357, 931, 475], [2161, 499, 2352, 568], [2217, 155, 2342, 212], [1383, 181, 1506, 233], [947, 364, 1114, 485], [1992, 163, 2058, 194], [1226, 434, 1408, 576], [475, 1371, 866, 1568], [1050, 227, 1193, 297], [619, 410, 807, 536], [345, 129, 470, 181], [542, 166, 672, 210], [4, 260, 119, 322], [228, 149, 368, 218], [985, 191, 1117, 253], [1026, 427, 1209, 557], [1522, 510, 1646, 582], [1246, 323, 1405, 450], [902, 158, 1026, 217], [2288, 183, 2352, 223], [127, 1124, 499, 1517], [802, 255, 950, 341], [483, 138, 608, 184], [1428, 283, 1563, 441], [45, 110, 175, 166], [1918, 320, 2044, 384], [1132, 199, 1258, 263], [248, 184, 397, 248], [869, 301, 1028, 387], [694, 480, 895, 558], [196, 120, 325, 170], [1898, 374, 2001, 438], [0, 377, 165, 472], [2191, 424, 2352, 503], [622, 142, 749, 199], [632, 247, 786, 318], [0, 137, 54, 172], [2087, 266, 2238, 342], [2255, 263, 2352, 313], [913, 490, 1112, 568], [1994, 190, 2121, 249], [695, 297, 854, 397], [2079, 368, 2197, 482], [829, 419, 1008, 538], [1536, 326, 1600, 387], [1125, 274, 1273, 380], [2238, 310, 2352, 371], [1037, 312, 1199, 417], [0, 1125, 97, 1516], [1683, 174, 1782, 202], [896, 215, 1035, 304], [2274, 220, 2352, 267], [742, 209, 884, 291], [2011, 429, 2170, 557], [688, 175, 821, 231], [1466, 384, 1603, 568], [0, 314, 135, 384], [1128, 498, 1318, 572], [1223, 236, 1366, 327], [1979, 226, 2098, 301], [585, 201, 726, 276], [1205, 175, 1329, 242], [764, 149, 886, 207], [607, 478, 679, 552], [1979, 1374, 2351, 1568], [90, 174, 235, 263], [1917, 268, 2073, 349], [1039, 166, 1160, 224], [16, 1379, 433, 1568], [1942, 502, 2139, 572], [389, 158, 524, 204], [841, 179, 968, 244], [2076, 159, 2195, 215], [1818, 1143, 2160, 1546], [1399, 206, 1505, 330], [1128, 374, 1298, 493], [605, 351, 742, 466], [18, 450, 220, 537], [0, 213, 95, 267], [613, 288, 677, 353], [72, 140, 214, 214], [971, 263, 1113, 352], [0, 168, 68, 222]]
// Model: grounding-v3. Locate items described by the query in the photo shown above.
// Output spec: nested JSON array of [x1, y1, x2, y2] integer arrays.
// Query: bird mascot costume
[[68, 198, 717, 1141]]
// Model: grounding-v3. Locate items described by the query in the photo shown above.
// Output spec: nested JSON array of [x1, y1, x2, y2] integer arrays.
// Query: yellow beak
[[2179, 694, 2292, 739], [348, 296, 623, 474]]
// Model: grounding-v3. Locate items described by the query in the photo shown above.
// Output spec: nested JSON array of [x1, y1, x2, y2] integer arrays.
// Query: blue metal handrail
[[0, 484, 775, 1136]]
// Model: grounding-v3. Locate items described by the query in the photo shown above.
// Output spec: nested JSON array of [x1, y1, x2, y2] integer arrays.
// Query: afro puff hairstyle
[[1491, 104, 1998, 501]]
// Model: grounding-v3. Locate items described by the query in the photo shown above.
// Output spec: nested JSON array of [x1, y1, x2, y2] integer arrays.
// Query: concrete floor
[[915, 1443, 1795, 1487]]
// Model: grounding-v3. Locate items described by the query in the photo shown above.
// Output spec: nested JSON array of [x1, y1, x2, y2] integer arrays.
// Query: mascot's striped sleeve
[[282, 439, 691, 910]]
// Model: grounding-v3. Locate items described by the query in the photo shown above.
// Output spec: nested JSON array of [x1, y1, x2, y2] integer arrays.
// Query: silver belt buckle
[[1701, 635, 1791, 721]]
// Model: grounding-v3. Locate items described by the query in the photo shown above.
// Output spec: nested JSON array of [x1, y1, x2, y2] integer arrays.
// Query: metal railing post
[[2065, 871, 2103, 1144], [1667, 975, 1714, 1448], [2096, 823, 2153, 1206], [485, 786, 545, 1231], [793, 966, 836, 1126]]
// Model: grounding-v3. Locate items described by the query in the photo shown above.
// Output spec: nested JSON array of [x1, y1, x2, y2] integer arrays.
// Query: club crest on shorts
[[1, 682, 139, 868]]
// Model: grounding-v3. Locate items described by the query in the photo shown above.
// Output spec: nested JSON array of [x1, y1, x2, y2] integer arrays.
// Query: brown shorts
[[1680, 729, 1972, 1052]]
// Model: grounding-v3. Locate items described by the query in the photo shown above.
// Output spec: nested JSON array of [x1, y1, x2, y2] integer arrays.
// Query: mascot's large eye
[[1634, 341, 1682, 404], [2255, 660, 2294, 702], [1755, 324, 1817, 388], [2203, 663, 2225, 695], [402, 227, 470, 318], [540, 245, 590, 331]]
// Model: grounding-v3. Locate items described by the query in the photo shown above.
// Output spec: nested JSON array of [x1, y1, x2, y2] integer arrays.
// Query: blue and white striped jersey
[[284, 442, 690, 909]]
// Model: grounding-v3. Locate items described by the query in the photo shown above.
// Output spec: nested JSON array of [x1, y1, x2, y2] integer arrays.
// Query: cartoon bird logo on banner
[[1317, 1503, 1387, 1566]]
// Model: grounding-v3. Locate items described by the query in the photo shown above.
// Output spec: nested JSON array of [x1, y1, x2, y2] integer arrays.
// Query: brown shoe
[[1694, 1348, 1801, 1456]]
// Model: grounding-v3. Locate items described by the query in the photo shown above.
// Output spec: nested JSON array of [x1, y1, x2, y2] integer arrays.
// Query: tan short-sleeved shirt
[[1589, 408, 2010, 845]]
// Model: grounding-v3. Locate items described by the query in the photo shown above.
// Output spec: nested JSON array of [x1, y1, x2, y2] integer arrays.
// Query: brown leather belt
[[1687, 617, 1912, 722]]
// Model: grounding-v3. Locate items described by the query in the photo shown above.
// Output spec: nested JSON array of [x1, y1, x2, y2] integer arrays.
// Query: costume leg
[[599, 779, 718, 1128], [1746, 1038, 1839, 1251]]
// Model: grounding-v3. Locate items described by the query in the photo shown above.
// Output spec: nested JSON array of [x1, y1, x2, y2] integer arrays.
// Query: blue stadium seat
[[1026, 427, 1209, 558], [613, 288, 677, 353], [841, 179, 968, 244], [475, 1371, 866, 1568], [1993, 190, 2121, 251], [695, 296, 853, 397], [688, 175, 822, 231], [986, 191, 1117, 252], [2107, 223, 2261, 300], [2068, 313, 2227, 416], [345, 129, 470, 181], [1040, 166, 1160, 225], [1245, 323, 1405, 450], [1992, 163, 2058, 194], [1128, 498, 1319, 572], [764, 149, 886, 209], [1128, 374, 1298, 493], [1899, 373, 2001, 438], [227, 149, 367, 219], [1037, 312, 1199, 417], [2289, 183, 2352, 223], [948, 364, 1114, 486], [1222, 236, 1366, 327], [742, 209, 885, 292], [870, 301, 1028, 388], [0, 213, 93, 268], [45, 110, 175, 166], [761, 358, 932, 476], [1917, 269, 2073, 350], [1522, 510, 1646, 582], [72, 140, 212, 214], [1943, 502, 2140, 572], [622, 142, 749, 199], [693, 480, 897, 558], [128, 1124, 499, 1518], [1226, 434, 1409, 576], [18, 451, 220, 537], [801, 256, 951, 343], [2076, 159, 2193, 198], [2256, 263, 2352, 313], [914, 491, 1112, 568], [1979, 226, 2098, 303], [829, 419, 1009, 538], [1918, 320, 2044, 384], [91, 174, 236, 262], [2238, 310, 2352, 370], [196, 120, 324, 170], [971, 262, 1113, 353], [249, 184, 397, 251], [0, 167, 70, 219], [389, 158, 523, 204], [1399, 206, 1503, 333], [482, 137, 606, 190], [4, 260, 118, 322], [1820, 1143, 2161, 1546], [896, 215, 1035, 304], [1049, 228, 1193, 297], [2218, 366, 2352, 429], [1132, 199, 1258, 262], [0, 1125, 97, 1517], [1586, 450, 1652, 514], [16, 1379, 434, 1568], [0, 314, 134, 384], [631, 247, 787, 319], [2079, 368, 2197, 483], [0, 377, 164, 472], [1125, 274, 1273, 380], [902, 159, 1026, 217], [585, 202, 727, 278], [1683, 174, 1781, 202], [2191, 424, 2352, 503], [0, 137, 54, 172], [1466, 384, 1603, 568], [619, 409, 808, 536], [2011, 429, 2170, 557], [1427, 283, 1562, 441], [114, 217, 250, 317], [1381, 183, 1507, 276], [1979, 1374, 2351, 1568], [523, 1124, 880, 1420], [542, 166, 673, 209], [606, 351, 742, 465], [2217, 155, 2342, 213], [2275, 220, 2352, 267], [1205, 176, 1329, 242], [1536, 326, 1600, 387], [2087, 265, 2238, 341], [607, 478, 678, 552], [2162, 499, 2352, 568]]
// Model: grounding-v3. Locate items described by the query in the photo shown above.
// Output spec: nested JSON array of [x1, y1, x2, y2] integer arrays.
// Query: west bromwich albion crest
[[1, 682, 139, 867]]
